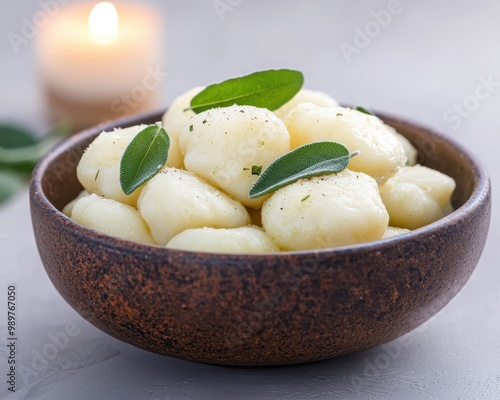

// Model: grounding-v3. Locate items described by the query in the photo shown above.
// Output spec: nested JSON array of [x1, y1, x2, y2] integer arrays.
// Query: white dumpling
[[137, 168, 250, 246], [382, 226, 411, 239], [76, 124, 154, 206], [71, 193, 156, 245], [389, 128, 418, 166], [161, 86, 204, 168], [283, 104, 407, 183], [262, 169, 389, 251], [180, 105, 291, 208], [166, 226, 279, 253], [380, 165, 456, 230], [274, 88, 338, 120], [62, 189, 88, 217]]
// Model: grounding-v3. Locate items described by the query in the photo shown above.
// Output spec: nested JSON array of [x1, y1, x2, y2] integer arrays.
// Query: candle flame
[[89, 2, 119, 45]]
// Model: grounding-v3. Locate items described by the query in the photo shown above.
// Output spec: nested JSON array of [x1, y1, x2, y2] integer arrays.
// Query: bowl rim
[[30, 108, 491, 259]]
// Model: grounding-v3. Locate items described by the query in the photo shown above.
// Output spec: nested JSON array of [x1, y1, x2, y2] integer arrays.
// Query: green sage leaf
[[120, 124, 169, 195], [249, 141, 357, 198], [187, 69, 304, 114], [355, 106, 374, 115]]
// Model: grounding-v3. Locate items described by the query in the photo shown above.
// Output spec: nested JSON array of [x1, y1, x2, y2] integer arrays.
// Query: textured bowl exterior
[[30, 109, 491, 366]]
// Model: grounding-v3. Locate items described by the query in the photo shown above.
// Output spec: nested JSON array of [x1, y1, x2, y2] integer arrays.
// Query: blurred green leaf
[[0, 124, 37, 148], [0, 135, 59, 166], [0, 170, 25, 204], [0, 122, 71, 174]]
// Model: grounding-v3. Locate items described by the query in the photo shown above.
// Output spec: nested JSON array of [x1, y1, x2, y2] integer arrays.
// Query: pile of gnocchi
[[64, 87, 456, 253]]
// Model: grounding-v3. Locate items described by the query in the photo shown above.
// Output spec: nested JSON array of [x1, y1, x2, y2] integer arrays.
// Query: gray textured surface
[[1, 1, 499, 399]]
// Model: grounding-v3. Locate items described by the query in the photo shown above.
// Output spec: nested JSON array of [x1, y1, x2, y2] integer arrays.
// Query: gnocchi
[[161, 86, 204, 168], [71, 193, 156, 245], [274, 88, 338, 120], [77, 124, 149, 207], [67, 79, 456, 253], [382, 226, 411, 239], [391, 128, 418, 166], [380, 165, 456, 230], [180, 105, 291, 208], [166, 226, 279, 253], [262, 170, 389, 251], [137, 167, 250, 245], [62, 189, 88, 217], [283, 103, 407, 183]]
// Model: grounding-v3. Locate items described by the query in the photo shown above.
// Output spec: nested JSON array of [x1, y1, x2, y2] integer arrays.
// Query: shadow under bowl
[[30, 109, 491, 366]]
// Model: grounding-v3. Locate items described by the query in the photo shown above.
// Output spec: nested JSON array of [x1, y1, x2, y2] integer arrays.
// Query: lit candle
[[36, 2, 163, 130]]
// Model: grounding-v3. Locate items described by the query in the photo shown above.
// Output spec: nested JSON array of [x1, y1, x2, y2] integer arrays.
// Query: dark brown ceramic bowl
[[30, 109, 491, 366]]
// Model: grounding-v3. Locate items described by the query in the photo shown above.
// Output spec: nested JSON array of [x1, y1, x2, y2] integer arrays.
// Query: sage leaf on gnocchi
[[355, 106, 374, 115], [187, 69, 304, 114], [120, 124, 169, 195], [249, 141, 358, 198]]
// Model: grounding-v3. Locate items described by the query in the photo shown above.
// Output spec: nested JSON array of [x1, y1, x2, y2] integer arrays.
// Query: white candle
[[36, 1, 163, 130]]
